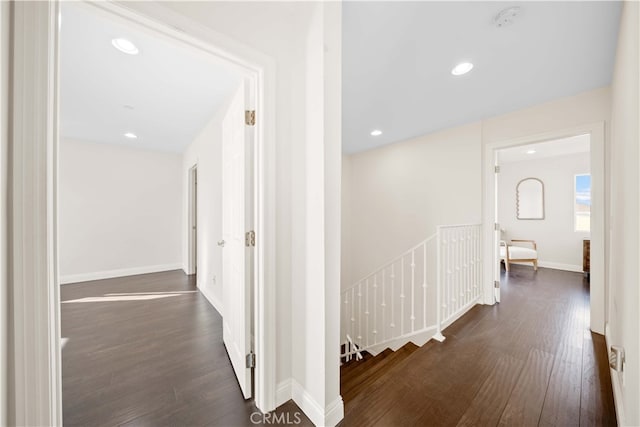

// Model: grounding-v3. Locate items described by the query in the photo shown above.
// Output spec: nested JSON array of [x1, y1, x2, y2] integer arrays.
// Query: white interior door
[[494, 158, 501, 303], [222, 83, 253, 399], [189, 165, 197, 275]]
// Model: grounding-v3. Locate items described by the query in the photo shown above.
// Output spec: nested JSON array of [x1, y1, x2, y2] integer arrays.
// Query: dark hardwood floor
[[340, 265, 616, 427], [61, 270, 311, 427], [63, 266, 616, 426]]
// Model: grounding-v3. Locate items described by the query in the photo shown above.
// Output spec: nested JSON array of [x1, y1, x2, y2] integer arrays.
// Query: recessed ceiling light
[[111, 38, 139, 55], [124, 132, 138, 139], [526, 149, 536, 154], [370, 129, 382, 136], [451, 62, 474, 76]]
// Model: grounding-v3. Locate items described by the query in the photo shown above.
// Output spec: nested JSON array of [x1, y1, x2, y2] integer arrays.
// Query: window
[[575, 174, 591, 232]]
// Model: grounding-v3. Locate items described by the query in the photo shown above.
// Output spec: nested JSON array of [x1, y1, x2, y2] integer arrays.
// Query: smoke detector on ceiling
[[493, 6, 521, 28]]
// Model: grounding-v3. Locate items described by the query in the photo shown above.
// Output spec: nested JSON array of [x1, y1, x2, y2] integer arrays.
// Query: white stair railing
[[438, 224, 483, 328], [344, 334, 363, 363], [341, 224, 482, 358]]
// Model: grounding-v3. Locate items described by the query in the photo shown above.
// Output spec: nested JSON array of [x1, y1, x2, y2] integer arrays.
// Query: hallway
[[340, 265, 616, 426], [61, 270, 310, 426]]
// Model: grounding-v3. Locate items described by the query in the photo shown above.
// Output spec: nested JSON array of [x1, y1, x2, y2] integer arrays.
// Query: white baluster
[[463, 229, 468, 306], [471, 227, 475, 300], [382, 268, 386, 342], [446, 231, 452, 322], [423, 242, 427, 329], [476, 227, 480, 296], [456, 228, 459, 312], [373, 274, 378, 344], [462, 228, 467, 308], [460, 229, 464, 308], [365, 278, 369, 348], [390, 264, 395, 331], [471, 227, 475, 299], [476, 226, 481, 298], [441, 232, 447, 322], [341, 291, 346, 355], [450, 230, 454, 319], [400, 257, 405, 336], [468, 228, 472, 304], [358, 282, 362, 343], [468, 228, 472, 302], [350, 288, 355, 345], [410, 250, 416, 333], [434, 227, 445, 341], [450, 228, 454, 316]]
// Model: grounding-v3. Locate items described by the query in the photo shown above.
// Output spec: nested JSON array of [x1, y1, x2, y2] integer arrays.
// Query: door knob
[[217, 240, 225, 247]]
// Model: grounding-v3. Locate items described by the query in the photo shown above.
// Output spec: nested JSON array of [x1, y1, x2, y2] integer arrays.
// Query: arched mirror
[[516, 178, 544, 220]]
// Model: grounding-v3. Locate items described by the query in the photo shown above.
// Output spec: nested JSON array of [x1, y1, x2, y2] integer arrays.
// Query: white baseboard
[[537, 261, 583, 273], [197, 282, 223, 316], [508, 260, 583, 273], [291, 379, 344, 427], [275, 379, 292, 408], [59, 263, 182, 284], [605, 324, 626, 426], [324, 396, 345, 427]]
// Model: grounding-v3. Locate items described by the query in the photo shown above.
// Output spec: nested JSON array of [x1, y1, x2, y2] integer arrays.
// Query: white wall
[[322, 2, 342, 411], [342, 122, 483, 288], [498, 152, 590, 271], [59, 139, 183, 283], [291, 2, 343, 422], [0, 1, 9, 423], [181, 84, 242, 314], [608, 2, 639, 425]]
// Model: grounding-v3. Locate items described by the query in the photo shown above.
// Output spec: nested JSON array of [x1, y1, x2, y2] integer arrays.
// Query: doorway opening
[[484, 123, 605, 334], [496, 133, 592, 284], [56, 1, 263, 422], [188, 164, 198, 277]]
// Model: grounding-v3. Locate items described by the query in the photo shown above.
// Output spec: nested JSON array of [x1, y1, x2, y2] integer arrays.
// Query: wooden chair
[[500, 239, 538, 271]]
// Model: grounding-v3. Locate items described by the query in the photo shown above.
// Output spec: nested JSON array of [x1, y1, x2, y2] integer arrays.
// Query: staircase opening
[[340, 224, 483, 404], [341, 343, 419, 405]]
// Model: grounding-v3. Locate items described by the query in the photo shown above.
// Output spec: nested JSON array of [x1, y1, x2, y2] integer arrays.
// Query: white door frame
[[8, 1, 278, 424], [482, 122, 606, 335], [187, 164, 198, 276]]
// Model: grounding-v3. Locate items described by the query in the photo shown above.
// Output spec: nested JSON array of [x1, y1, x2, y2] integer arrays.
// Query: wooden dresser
[[583, 239, 590, 279]]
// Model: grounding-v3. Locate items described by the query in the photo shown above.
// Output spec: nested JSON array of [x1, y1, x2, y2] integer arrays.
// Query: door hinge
[[245, 230, 256, 247], [494, 223, 500, 231], [245, 110, 256, 126], [494, 280, 500, 289], [494, 165, 500, 173], [246, 351, 256, 369]]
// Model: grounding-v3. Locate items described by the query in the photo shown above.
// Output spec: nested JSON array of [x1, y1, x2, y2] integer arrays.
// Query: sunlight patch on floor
[[62, 293, 188, 303], [104, 291, 198, 296]]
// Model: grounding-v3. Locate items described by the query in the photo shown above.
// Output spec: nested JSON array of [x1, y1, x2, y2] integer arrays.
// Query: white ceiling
[[498, 133, 590, 164], [343, 1, 622, 154], [60, 3, 241, 153]]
